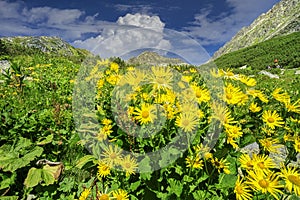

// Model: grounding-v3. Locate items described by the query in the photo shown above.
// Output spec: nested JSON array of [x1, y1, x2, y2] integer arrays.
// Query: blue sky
[[0, 0, 280, 62]]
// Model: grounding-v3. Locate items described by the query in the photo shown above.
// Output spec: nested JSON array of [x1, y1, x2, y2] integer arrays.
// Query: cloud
[[0, 0, 108, 40], [73, 13, 171, 59], [184, 0, 279, 46], [22, 7, 83, 25]]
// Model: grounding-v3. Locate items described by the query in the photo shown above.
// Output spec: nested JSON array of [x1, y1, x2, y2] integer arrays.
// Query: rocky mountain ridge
[[212, 0, 300, 60], [127, 51, 187, 66]]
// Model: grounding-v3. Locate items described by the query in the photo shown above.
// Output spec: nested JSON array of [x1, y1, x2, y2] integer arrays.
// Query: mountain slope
[[212, 0, 300, 60], [208, 31, 300, 70], [0, 36, 93, 63], [127, 51, 187, 66]]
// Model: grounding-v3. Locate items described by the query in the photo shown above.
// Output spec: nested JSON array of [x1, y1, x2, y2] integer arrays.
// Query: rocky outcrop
[[212, 0, 300, 60], [127, 51, 187, 66]]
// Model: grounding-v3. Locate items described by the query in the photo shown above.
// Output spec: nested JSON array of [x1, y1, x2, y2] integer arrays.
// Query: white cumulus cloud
[[73, 13, 171, 58]]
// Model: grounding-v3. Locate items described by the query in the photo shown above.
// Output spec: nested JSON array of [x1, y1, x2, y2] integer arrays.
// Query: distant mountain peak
[[212, 0, 300, 60], [127, 51, 187, 66]]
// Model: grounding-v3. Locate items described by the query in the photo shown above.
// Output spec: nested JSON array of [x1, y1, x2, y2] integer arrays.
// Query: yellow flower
[[259, 138, 281, 153], [247, 89, 268, 103], [112, 189, 129, 200], [191, 85, 210, 103], [211, 157, 230, 174], [110, 62, 119, 72], [211, 103, 236, 126], [272, 88, 290, 104], [120, 155, 138, 176], [262, 110, 284, 129], [249, 102, 261, 113], [239, 74, 256, 87], [285, 98, 300, 114], [175, 112, 199, 132], [97, 161, 111, 178], [79, 188, 91, 200], [239, 154, 254, 171], [185, 155, 204, 169], [223, 83, 246, 105], [278, 163, 300, 196], [133, 103, 157, 125], [148, 66, 173, 91], [246, 170, 283, 200], [101, 145, 123, 167], [294, 137, 300, 153], [252, 154, 276, 174], [234, 175, 253, 200]]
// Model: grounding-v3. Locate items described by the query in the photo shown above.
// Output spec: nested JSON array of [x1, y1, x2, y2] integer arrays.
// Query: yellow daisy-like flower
[[97, 161, 111, 178], [223, 83, 246, 105], [211, 103, 236, 126], [234, 175, 253, 200], [285, 98, 300, 114], [259, 138, 281, 153], [175, 112, 199, 132], [247, 89, 268, 103], [211, 157, 230, 174], [294, 137, 300, 153], [120, 155, 138, 176], [239, 154, 254, 171], [191, 85, 211, 103], [272, 88, 290, 104], [133, 103, 157, 125], [262, 110, 284, 129], [249, 102, 261, 113], [239, 74, 256, 87], [79, 188, 91, 200], [278, 163, 300, 196], [185, 155, 204, 169], [246, 170, 283, 200], [148, 66, 173, 91], [112, 189, 129, 200], [252, 154, 276, 174], [101, 145, 123, 167]]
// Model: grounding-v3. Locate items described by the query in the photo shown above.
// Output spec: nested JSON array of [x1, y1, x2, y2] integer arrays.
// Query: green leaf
[[193, 190, 207, 199], [175, 165, 183, 176], [0, 145, 43, 172], [0, 172, 16, 190], [140, 172, 152, 181], [37, 134, 53, 145], [24, 164, 58, 188], [183, 175, 194, 183], [130, 180, 141, 191], [75, 155, 97, 169], [41, 165, 56, 186], [0, 196, 18, 200], [24, 167, 42, 188], [167, 178, 183, 197]]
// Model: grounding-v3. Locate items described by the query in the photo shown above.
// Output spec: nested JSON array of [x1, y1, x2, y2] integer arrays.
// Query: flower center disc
[[268, 117, 275, 123], [142, 110, 149, 118], [258, 179, 269, 188], [288, 175, 300, 186]]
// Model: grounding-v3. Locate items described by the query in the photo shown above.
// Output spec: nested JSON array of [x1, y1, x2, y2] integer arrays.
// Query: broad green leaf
[[0, 146, 43, 172], [75, 155, 97, 169], [0, 172, 16, 190], [24, 167, 42, 188], [41, 165, 57, 186]]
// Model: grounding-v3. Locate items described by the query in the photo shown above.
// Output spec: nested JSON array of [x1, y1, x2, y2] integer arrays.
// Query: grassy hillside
[[211, 31, 300, 70], [1, 37, 300, 199]]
